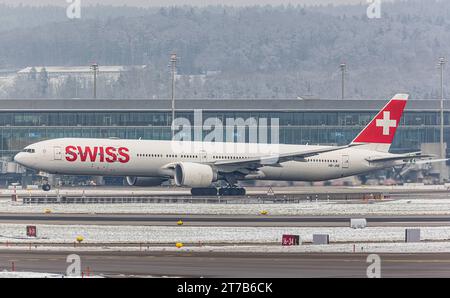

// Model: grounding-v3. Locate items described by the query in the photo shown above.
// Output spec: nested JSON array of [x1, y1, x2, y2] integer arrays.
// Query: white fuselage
[[14, 138, 399, 182]]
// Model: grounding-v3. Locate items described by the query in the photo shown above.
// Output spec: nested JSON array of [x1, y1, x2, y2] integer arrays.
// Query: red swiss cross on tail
[[351, 94, 408, 152]]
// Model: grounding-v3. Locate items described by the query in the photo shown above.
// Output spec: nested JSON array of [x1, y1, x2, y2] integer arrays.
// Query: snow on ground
[[2, 199, 450, 215], [0, 271, 65, 278], [1, 224, 450, 244], [3, 242, 450, 254], [135, 242, 450, 253], [0, 270, 102, 278], [166, 242, 450, 253], [161, 242, 450, 253]]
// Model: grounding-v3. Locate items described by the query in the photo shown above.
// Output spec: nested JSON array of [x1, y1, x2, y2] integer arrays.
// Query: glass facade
[[1, 109, 449, 159]]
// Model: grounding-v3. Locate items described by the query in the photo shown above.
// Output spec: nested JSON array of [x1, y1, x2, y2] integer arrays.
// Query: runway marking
[[384, 259, 450, 263]]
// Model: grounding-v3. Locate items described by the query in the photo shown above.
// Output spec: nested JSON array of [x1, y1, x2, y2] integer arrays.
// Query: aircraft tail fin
[[351, 93, 409, 152]]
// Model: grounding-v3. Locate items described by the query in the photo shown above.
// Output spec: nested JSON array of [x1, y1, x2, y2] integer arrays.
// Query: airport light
[[340, 63, 347, 100], [438, 57, 447, 182], [170, 53, 177, 138], [90, 63, 99, 99]]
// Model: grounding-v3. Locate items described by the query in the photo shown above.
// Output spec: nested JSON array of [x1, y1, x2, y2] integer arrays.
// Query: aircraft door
[[342, 155, 349, 169], [53, 146, 62, 160], [200, 150, 208, 163]]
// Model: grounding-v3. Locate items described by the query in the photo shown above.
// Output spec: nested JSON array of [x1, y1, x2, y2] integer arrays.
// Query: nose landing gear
[[42, 183, 51, 191]]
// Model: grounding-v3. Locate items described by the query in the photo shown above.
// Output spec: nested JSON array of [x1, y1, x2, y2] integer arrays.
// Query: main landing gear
[[190, 187, 218, 196], [218, 187, 246, 196], [42, 183, 51, 191], [190, 187, 246, 196]]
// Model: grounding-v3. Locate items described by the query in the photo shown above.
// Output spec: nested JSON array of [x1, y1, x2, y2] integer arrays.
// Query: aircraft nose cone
[[14, 152, 25, 165]]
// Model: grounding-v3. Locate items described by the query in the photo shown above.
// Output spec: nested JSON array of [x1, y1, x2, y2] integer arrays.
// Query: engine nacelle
[[126, 176, 167, 187], [174, 162, 217, 188]]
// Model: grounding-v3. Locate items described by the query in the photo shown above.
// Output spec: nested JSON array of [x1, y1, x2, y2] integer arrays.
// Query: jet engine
[[174, 162, 218, 188], [125, 176, 167, 187]]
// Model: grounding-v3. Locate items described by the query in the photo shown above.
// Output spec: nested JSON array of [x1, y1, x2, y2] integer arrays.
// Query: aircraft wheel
[[218, 188, 246, 196], [238, 188, 246, 196], [42, 184, 51, 191], [191, 187, 218, 196]]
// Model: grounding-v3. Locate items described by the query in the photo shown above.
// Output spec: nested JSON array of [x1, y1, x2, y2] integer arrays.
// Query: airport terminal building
[[0, 98, 449, 182]]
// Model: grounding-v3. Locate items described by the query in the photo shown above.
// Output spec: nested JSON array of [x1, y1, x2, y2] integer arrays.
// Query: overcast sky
[[0, 0, 386, 7]]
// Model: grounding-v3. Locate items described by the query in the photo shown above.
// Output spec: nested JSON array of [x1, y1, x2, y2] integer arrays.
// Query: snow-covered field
[[118, 242, 450, 253], [2, 198, 450, 215], [149, 242, 450, 253], [0, 271, 66, 278], [3, 242, 450, 254], [151, 242, 450, 253], [2, 185, 450, 216], [0, 224, 450, 244], [0, 270, 102, 278]]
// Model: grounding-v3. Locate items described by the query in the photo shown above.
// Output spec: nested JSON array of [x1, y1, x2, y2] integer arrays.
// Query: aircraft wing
[[408, 158, 449, 165], [213, 144, 358, 172], [366, 152, 434, 163]]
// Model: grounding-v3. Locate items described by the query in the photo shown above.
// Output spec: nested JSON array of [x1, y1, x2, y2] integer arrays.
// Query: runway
[[3, 185, 450, 202], [0, 250, 449, 277], [1, 213, 450, 227]]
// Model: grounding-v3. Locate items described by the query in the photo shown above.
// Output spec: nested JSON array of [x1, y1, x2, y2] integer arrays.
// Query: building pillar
[[47, 174, 57, 186], [94, 176, 105, 186], [21, 174, 33, 188]]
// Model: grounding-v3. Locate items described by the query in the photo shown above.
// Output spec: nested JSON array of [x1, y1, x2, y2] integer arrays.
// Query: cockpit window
[[23, 148, 35, 153]]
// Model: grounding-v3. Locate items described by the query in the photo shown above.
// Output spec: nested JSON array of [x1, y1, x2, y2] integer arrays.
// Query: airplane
[[13, 93, 444, 196]]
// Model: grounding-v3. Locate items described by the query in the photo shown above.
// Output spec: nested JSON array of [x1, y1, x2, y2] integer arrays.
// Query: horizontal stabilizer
[[366, 153, 434, 163], [410, 158, 449, 165]]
